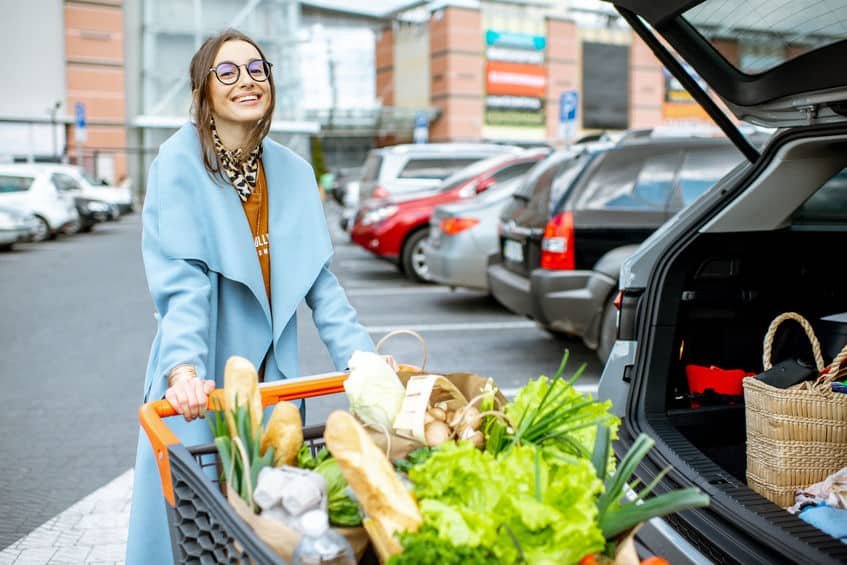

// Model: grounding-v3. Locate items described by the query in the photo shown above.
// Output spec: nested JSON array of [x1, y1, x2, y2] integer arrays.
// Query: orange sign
[[486, 61, 547, 98]]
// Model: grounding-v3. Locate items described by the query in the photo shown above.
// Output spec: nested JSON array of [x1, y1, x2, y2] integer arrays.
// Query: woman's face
[[208, 40, 271, 130]]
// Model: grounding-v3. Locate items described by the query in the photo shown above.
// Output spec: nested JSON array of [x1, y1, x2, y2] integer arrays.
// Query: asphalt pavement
[[0, 200, 601, 552]]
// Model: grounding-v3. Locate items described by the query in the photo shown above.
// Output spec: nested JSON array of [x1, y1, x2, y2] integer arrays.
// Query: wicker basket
[[744, 312, 847, 507]]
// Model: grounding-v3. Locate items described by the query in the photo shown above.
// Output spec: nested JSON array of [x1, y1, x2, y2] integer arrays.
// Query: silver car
[[424, 175, 525, 292], [0, 204, 39, 250]]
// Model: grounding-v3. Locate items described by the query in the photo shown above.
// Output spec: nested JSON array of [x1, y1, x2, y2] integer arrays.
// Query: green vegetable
[[593, 429, 709, 540], [389, 526, 499, 564], [406, 441, 605, 564], [503, 351, 620, 461], [209, 397, 274, 511], [314, 457, 362, 527], [393, 446, 434, 474], [297, 444, 330, 470]]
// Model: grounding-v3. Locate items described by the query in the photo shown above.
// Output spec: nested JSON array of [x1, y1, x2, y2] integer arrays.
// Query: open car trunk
[[623, 126, 847, 563]]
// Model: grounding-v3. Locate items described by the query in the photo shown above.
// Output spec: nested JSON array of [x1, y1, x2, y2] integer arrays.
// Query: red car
[[351, 149, 549, 282]]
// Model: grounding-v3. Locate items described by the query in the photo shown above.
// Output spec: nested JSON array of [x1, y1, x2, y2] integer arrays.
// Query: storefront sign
[[485, 30, 546, 51], [485, 109, 546, 127], [486, 46, 544, 65], [486, 95, 543, 111], [486, 61, 547, 98]]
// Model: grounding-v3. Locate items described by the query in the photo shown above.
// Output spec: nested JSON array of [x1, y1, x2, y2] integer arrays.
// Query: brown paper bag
[[227, 490, 370, 561], [366, 371, 507, 461]]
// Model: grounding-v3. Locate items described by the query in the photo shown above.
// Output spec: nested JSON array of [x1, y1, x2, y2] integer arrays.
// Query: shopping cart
[[139, 371, 353, 564]]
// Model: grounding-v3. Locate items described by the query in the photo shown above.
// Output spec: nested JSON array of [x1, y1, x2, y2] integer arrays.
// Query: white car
[[0, 204, 39, 250], [0, 165, 79, 241], [33, 164, 132, 216]]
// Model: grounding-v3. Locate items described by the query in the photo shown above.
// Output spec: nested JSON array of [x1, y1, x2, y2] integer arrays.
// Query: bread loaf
[[260, 401, 303, 467], [323, 411, 422, 560]]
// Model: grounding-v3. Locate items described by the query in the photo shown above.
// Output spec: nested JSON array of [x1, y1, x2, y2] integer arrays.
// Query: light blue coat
[[126, 123, 374, 564]]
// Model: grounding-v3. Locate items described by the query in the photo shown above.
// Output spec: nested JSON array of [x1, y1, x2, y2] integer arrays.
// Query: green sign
[[485, 108, 546, 128]]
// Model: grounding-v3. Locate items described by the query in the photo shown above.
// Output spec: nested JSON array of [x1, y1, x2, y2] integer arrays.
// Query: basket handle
[[762, 312, 825, 372], [375, 329, 428, 372], [818, 343, 847, 386]]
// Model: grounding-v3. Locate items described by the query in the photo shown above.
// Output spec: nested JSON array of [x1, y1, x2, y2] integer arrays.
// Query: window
[[493, 161, 535, 184], [0, 175, 33, 193], [550, 152, 596, 212], [625, 151, 680, 209], [574, 150, 649, 210], [679, 148, 742, 206], [397, 158, 479, 180], [51, 174, 82, 192], [515, 153, 572, 201], [359, 152, 383, 182], [793, 168, 847, 224]]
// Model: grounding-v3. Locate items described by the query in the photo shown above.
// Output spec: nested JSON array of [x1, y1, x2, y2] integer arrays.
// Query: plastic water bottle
[[291, 509, 356, 565]]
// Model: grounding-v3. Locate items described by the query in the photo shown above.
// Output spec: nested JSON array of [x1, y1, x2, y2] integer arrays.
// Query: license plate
[[503, 239, 523, 263]]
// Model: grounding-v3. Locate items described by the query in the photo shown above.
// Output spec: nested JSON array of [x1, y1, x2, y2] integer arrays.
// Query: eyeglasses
[[208, 59, 273, 85]]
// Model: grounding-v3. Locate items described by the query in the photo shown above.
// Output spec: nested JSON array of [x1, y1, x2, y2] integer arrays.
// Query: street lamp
[[48, 100, 61, 161]]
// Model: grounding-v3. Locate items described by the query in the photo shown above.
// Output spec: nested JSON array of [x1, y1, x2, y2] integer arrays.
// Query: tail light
[[440, 217, 480, 235], [372, 186, 388, 199], [540, 211, 575, 270]]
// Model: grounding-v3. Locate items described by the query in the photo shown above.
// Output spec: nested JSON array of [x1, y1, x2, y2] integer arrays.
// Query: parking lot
[[0, 198, 601, 550]]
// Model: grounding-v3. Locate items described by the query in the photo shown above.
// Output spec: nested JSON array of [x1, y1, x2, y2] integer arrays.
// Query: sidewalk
[[0, 471, 133, 565]]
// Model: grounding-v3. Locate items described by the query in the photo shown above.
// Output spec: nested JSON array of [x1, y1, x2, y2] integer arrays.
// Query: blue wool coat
[[126, 123, 374, 564]]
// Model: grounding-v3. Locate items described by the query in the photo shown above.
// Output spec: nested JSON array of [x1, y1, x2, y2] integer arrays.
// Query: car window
[[678, 147, 743, 206], [550, 152, 596, 212], [573, 149, 649, 210], [0, 175, 34, 193], [792, 168, 847, 224], [437, 157, 514, 193], [515, 153, 572, 200], [51, 173, 82, 192], [476, 175, 524, 204], [493, 161, 535, 184], [396, 158, 479, 180], [359, 152, 382, 182]]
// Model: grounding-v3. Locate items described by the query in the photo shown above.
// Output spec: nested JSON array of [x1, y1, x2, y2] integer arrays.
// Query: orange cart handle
[[139, 372, 348, 506]]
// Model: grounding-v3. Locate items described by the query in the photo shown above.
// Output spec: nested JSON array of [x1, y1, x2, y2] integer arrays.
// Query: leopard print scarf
[[210, 118, 262, 202]]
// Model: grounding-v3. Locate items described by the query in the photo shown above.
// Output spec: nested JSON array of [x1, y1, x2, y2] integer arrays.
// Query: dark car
[[72, 195, 112, 232], [488, 135, 743, 360], [597, 1, 847, 563]]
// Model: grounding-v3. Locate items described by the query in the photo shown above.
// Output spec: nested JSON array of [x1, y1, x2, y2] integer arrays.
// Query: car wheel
[[31, 216, 51, 242], [0, 243, 13, 252], [597, 294, 618, 363], [401, 229, 433, 283], [64, 218, 82, 235]]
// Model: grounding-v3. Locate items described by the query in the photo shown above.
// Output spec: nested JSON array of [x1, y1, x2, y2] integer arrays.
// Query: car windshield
[[0, 175, 34, 193], [396, 157, 481, 180], [684, 0, 847, 74], [475, 175, 524, 204]]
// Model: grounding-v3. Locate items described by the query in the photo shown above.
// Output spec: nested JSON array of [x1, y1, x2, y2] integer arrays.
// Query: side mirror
[[475, 177, 496, 194]]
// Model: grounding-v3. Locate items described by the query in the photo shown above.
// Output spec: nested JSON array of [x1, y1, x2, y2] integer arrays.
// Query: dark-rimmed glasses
[[208, 59, 273, 85]]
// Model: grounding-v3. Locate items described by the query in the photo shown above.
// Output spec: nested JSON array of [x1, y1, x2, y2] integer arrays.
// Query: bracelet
[[168, 364, 197, 388]]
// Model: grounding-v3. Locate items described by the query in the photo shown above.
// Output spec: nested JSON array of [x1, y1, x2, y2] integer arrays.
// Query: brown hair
[[189, 29, 275, 176]]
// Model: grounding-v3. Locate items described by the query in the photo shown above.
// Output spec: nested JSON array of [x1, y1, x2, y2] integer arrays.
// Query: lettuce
[[407, 442, 605, 564], [344, 351, 406, 430]]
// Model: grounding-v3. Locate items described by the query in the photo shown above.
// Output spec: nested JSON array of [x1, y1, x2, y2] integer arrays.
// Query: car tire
[[597, 294, 618, 363], [31, 215, 52, 242], [401, 228, 433, 283]]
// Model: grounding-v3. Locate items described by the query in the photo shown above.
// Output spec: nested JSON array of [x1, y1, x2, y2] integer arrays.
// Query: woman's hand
[[165, 377, 216, 422]]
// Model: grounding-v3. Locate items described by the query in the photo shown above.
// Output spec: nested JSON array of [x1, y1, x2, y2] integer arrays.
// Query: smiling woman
[[125, 28, 377, 565]]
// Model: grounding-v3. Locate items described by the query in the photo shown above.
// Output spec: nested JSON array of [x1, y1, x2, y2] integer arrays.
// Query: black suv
[[488, 136, 743, 360]]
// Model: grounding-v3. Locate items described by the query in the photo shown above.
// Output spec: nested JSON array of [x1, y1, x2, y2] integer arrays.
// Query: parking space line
[[500, 383, 599, 398], [364, 320, 537, 333], [347, 286, 454, 297]]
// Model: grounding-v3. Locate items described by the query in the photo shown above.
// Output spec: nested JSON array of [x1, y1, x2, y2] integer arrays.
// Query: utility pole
[[49, 100, 61, 161]]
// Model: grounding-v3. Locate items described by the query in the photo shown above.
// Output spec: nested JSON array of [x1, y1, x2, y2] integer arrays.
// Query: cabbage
[[344, 351, 406, 430]]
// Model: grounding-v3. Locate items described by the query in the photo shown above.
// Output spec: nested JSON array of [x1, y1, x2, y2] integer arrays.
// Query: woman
[[126, 29, 376, 564]]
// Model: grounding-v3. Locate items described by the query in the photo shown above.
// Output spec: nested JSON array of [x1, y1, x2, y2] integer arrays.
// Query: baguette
[[323, 411, 422, 559], [223, 356, 263, 438]]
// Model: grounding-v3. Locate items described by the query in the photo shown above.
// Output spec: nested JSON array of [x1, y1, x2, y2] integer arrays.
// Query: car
[[487, 135, 744, 358], [0, 204, 39, 251], [597, 1, 847, 563], [48, 171, 114, 233], [341, 143, 522, 231], [350, 150, 548, 282], [0, 165, 80, 241], [33, 164, 132, 216]]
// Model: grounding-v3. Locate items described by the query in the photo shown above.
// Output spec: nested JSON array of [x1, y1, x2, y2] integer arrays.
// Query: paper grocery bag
[[393, 375, 469, 444], [227, 490, 370, 561], [366, 371, 506, 461]]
